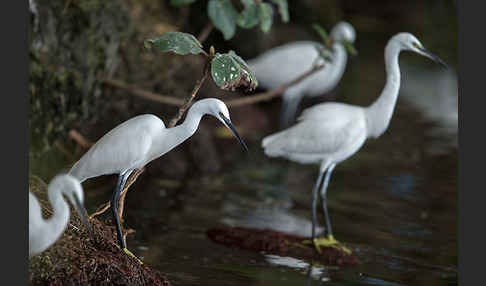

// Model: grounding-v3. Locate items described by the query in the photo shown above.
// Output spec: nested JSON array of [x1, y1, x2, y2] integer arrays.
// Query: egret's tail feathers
[[262, 132, 286, 157]]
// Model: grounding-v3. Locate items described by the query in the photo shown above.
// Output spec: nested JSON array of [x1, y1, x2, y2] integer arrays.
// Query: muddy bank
[[29, 216, 171, 286], [207, 227, 358, 266], [29, 177, 171, 286]]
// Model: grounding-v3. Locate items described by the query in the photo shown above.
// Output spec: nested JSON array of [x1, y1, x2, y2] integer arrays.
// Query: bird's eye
[[412, 42, 420, 49]]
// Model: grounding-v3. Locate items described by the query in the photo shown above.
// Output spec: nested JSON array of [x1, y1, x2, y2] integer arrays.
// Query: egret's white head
[[331, 21, 356, 44], [196, 98, 248, 152], [50, 174, 92, 233], [392, 32, 447, 67]]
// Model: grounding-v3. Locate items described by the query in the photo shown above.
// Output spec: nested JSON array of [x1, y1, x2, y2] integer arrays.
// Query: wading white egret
[[69, 98, 248, 258], [261, 33, 447, 254], [248, 22, 356, 127], [29, 174, 91, 257]]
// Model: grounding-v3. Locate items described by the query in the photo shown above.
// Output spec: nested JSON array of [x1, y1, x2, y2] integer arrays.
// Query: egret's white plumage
[[248, 22, 356, 126], [262, 32, 446, 251], [29, 174, 89, 257], [69, 98, 247, 251]]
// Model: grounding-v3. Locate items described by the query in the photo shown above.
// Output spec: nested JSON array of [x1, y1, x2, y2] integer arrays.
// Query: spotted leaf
[[211, 51, 258, 92]]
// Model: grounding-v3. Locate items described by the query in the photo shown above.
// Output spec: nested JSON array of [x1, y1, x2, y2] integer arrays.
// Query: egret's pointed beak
[[72, 194, 93, 235], [219, 113, 249, 152], [418, 47, 448, 69]]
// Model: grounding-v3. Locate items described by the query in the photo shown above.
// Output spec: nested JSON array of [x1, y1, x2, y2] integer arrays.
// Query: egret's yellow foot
[[123, 248, 144, 265], [302, 235, 352, 255], [113, 243, 144, 265]]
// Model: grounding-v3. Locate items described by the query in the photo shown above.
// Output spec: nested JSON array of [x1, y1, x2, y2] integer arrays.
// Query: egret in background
[[29, 174, 91, 257], [248, 22, 356, 127], [69, 98, 248, 259], [262, 33, 446, 254], [401, 65, 458, 154]]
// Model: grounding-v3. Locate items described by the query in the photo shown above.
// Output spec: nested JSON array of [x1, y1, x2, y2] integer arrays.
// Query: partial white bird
[[401, 65, 458, 154], [248, 21, 356, 127], [69, 98, 248, 258], [261, 33, 446, 254], [29, 174, 91, 257]]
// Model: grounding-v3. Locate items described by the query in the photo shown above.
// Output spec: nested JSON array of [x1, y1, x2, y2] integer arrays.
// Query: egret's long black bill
[[419, 47, 448, 69], [73, 194, 93, 235], [219, 113, 249, 152]]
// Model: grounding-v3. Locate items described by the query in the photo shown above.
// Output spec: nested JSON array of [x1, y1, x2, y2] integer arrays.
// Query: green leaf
[[208, 0, 238, 40], [170, 0, 197, 7], [270, 0, 289, 22], [145, 32, 204, 55], [312, 23, 329, 43], [341, 40, 358, 56], [258, 2, 274, 33], [237, 0, 259, 29], [210, 51, 258, 92]]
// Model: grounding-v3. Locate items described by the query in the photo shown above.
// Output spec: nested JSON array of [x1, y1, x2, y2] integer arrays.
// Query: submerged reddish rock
[[207, 227, 359, 266]]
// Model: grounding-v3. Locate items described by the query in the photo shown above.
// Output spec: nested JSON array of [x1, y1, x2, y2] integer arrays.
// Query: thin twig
[[104, 63, 325, 110], [68, 129, 94, 148], [225, 63, 325, 107], [62, 0, 72, 14], [197, 22, 214, 43], [141, 22, 214, 88], [168, 64, 210, 127], [103, 79, 185, 106]]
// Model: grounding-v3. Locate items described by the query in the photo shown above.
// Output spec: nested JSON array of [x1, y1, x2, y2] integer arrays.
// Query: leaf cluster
[[145, 32, 258, 92], [171, 0, 289, 40]]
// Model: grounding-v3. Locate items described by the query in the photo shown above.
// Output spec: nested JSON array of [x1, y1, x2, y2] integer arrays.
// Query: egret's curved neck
[[326, 42, 348, 85], [332, 42, 348, 68], [154, 104, 204, 157], [40, 184, 70, 251], [366, 42, 402, 138]]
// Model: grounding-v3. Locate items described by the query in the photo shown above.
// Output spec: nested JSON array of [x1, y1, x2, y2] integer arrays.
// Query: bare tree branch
[[197, 22, 214, 43], [225, 64, 325, 107], [104, 63, 325, 111], [168, 65, 210, 127], [103, 79, 185, 106], [68, 129, 94, 148]]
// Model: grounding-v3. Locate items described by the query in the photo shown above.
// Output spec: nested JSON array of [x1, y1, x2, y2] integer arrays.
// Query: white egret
[[69, 98, 248, 257], [29, 174, 91, 257], [248, 22, 356, 127], [261, 33, 446, 254]]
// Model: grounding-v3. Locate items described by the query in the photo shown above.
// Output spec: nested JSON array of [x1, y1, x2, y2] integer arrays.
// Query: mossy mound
[[29, 176, 171, 286]]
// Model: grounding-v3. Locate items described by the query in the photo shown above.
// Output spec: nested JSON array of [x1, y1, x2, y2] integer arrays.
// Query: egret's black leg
[[311, 171, 325, 241], [280, 96, 300, 128], [320, 163, 335, 237], [111, 170, 133, 249], [315, 164, 351, 254]]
